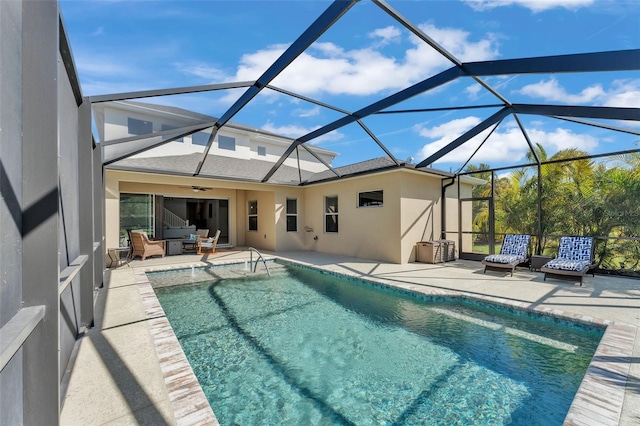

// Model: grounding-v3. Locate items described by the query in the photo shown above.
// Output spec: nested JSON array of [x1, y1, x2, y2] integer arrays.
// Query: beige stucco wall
[[104, 168, 475, 264], [399, 172, 443, 262], [274, 187, 307, 252], [300, 170, 431, 264], [243, 190, 276, 252], [104, 169, 280, 251]]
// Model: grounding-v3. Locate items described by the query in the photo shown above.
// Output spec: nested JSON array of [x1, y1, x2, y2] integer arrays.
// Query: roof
[[108, 154, 453, 186]]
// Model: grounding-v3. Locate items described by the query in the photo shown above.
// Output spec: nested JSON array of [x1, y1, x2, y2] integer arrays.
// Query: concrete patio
[[60, 249, 640, 425]]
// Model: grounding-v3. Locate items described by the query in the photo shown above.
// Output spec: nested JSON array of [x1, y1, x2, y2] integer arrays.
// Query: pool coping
[[136, 257, 635, 426]]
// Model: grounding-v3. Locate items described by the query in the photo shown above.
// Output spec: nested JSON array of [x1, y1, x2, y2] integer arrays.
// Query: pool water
[[150, 263, 602, 425]]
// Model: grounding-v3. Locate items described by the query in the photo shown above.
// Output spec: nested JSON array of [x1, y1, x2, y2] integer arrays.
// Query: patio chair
[[541, 236, 595, 286], [481, 234, 531, 276], [197, 229, 221, 254], [130, 230, 166, 260], [183, 228, 209, 252]]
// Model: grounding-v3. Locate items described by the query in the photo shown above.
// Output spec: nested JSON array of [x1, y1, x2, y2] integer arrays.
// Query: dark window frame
[[248, 200, 258, 231], [358, 190, 384, 208], [324, 195, 338, 233], [286, 198, 297, 232], [127, 117, 152, 135]]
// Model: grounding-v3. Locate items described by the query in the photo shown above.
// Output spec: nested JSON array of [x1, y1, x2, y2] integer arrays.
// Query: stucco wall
[[300, 171, 404, 263], [274, 187, 307, 252], [244, 190, 276, 251], [104, 168, 474, 264], [399, 172, 443, 262]]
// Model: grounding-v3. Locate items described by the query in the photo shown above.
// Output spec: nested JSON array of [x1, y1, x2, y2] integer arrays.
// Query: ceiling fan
[[180, 185, 212, 192]]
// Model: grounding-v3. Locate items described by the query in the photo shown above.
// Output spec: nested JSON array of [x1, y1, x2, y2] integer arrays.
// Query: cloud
[[415, 116, 599, 165], [292, 106, 321, 118], [516, 77, 640, 107], [261, 121, 344, 144], [417, 116, 482, 139], [218, 23, 499, 97], [516, 78, 605, 103], [75, 53, 134, 78], [368, 26, 402, 46], [603, 79, 640, 108], [175, 62, 229, 82], [465, 84, 482, 98], [464, 0, 594, 13], [91, 26, 104, 36]]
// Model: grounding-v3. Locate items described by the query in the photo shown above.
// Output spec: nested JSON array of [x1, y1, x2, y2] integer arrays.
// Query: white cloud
[[516, 77, 640, 108], [464, 0, 594, 13], [516, 78, 605, 103], [368, 26, 402, 46], [417, 116, 482, 139], [465, 84, 482, 98], [218, 23, 499, 97], [292, 106, 321, 118], [75, 54, 134, 78], [604, 79, 640, 108], [175, 62, 228, 82], [261, 121, 344, 145], [91, 26, 104, 36], [415, 116, 599, 165]]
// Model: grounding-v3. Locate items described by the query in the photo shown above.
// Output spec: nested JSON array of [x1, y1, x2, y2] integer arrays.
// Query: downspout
[[441, 176, 456, 240]]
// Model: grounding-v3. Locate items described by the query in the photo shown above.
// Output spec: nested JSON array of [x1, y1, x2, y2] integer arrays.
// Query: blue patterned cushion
[[485, 254, 524, 264], [500, 234, 530, 257], [557, 237, 593, 261], [542, 259, 591, 272]]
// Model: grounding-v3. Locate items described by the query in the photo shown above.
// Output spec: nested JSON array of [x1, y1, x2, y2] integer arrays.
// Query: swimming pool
[[149, 262, 603, 425]]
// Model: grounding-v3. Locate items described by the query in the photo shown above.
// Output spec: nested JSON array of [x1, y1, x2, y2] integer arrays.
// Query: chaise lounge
[[481, 234, 531, 276], [541, 236, 595, 286]]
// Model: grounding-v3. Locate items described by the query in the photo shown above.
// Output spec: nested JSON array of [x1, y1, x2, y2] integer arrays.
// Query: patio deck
[[60, 249, 640, 425]]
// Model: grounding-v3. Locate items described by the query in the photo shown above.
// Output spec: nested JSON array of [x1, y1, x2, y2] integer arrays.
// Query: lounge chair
[[541, 236, 595, 286], [197, 229, 221, 255], [130, 230, 166, 260], [481, 234, 531, 276]]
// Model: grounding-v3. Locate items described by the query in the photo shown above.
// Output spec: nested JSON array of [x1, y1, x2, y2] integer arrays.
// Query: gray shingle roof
[[109, 154, 452, 185], [110, 153, 314, 184]]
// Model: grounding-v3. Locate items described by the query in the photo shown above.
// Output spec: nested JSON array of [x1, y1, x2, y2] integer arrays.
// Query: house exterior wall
[[244, 190, 277, 251], [104, 168, 474, 265], [97, 102, 337, 172], [399, 172, 443, 262], [274, 187, 307, 252], [299, 172, 403, 263]]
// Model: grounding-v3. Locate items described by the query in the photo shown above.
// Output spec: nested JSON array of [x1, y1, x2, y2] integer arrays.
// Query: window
[[192, 131, 210, 146], [358, 190, 383, 207], [248, 200, 258, 231], [286, 198, 297, 232], [128, 117, 152, 135], [161, 124, 183, 142], [218, 135, 236, 151], [119, 193, 154, 243], [325, 196, 338, 233], [257, 146, 267, 156]]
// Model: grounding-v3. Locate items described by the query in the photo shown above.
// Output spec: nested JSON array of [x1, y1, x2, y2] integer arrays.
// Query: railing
[[1, 306, 45, 372], [163, 208, 188, 228], [249, 247, 271, 277]]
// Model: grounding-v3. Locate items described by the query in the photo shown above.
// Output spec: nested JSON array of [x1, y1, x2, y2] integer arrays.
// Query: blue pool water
[[150, 263, 603, 425]]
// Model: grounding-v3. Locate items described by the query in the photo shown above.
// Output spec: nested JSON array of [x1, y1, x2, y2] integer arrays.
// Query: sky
[[60, 0, 640, 171]]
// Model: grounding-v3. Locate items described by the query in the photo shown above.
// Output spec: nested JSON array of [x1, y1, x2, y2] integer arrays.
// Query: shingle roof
[[109, 153, 452, 185], [110, 153, 314, 184]]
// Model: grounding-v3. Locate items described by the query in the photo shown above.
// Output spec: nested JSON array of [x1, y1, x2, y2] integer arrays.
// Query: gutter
[[441, 176, 457, 239]]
